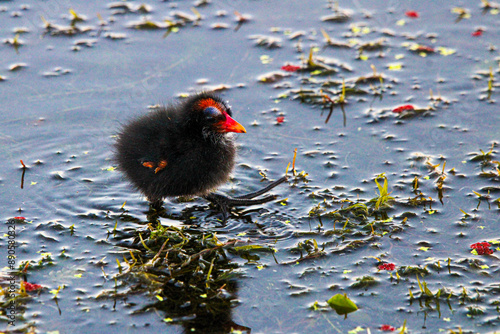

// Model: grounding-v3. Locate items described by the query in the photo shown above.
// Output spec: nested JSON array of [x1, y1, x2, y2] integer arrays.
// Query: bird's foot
[[204, 176, 288, 221]]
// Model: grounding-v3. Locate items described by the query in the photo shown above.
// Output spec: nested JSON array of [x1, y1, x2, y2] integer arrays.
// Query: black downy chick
[[115, 93, 286, 218]]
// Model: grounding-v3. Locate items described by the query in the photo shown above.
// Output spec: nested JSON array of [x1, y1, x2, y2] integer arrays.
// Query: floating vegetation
[[481, 66, 497, 101], [102, 224, 274, 330], [350, 275, 377, 289], [127, 9, 201, 37], [451, 7, 471, 22], [210, 22, 229, 30], [234, 10, 251, 31], [42, 67, 72, 77], [128, 18, 172, 30], [469, 143, 497, 166], [8, 63, 27, 71], [326, 294, 358, 316], [258, 45, 398, 123], [258, 71, 290, 83], [3, 34, 23, 51], [103, 32, 127, 40], [107, 2, 152, 15], [13, 27, 30, 34], [72, 38, 97, 49], [321, 3, 352, 23], [41, 14, 94, 36], [321, 29, 352, 48], [249, 34, 282, 49], [357, 37, 388, 53]]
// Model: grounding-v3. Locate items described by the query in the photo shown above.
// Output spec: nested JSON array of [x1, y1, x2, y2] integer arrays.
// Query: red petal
[[392, 105, 415, 113], [380, 324, 396, 331], [416, 45, 435, 53], [23, 282, 43, 292], [472, 29, 483, 37], [471, 242, 490, 249], [405, 11, 419, 18], [281, 65, 301, 72], [378, 263, 396, 271]]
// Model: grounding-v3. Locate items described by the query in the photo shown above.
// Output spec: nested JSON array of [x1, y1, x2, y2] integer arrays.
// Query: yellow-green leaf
[[388, 63, 403, 71], [327, 294, 358, 315], [437, 47, 456, 56]]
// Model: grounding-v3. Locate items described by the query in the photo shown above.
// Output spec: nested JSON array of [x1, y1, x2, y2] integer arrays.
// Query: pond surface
[[1, 0, 499, 333]]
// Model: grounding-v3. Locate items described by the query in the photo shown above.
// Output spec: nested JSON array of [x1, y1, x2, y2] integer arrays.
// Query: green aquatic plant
[[470, 143, 496, 165], [41, 15, 94, 36], [4, 33, 23, 53], [69, 8, 85, 25], [369, 174, 395, 211], [287, 238, 326, 264], [350, 275, 377, 289], [327, 293, 358, 317]]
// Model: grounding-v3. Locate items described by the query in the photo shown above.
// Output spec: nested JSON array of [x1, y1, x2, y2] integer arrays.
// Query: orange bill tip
[[218, 115, 246, 133]]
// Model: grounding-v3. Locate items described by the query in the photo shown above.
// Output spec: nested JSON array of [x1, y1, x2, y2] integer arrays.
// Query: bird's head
[[187, 94, 246, 136]]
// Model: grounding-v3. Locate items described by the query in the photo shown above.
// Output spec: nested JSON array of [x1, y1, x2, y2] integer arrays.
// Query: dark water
[[1, 0, 499, 333]]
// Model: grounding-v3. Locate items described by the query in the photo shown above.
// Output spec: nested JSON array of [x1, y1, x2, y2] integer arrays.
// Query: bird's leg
[[234, 176, 288, 199], [145, 198, 165, 227], [204, 176, 288, 220], [149, 198, 164, 211]]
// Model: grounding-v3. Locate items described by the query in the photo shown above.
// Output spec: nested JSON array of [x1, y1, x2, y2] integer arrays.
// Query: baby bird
[[114, 92, 286, 217]]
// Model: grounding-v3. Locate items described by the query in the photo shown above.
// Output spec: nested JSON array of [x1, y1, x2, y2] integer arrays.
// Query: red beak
[[216, 114, 246, 133]]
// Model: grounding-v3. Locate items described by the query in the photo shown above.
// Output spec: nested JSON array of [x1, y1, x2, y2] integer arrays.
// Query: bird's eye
[[203, 106, 222, 119]]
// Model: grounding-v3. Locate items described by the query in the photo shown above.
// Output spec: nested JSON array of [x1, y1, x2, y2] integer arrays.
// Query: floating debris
[[249, 35, 282, 49], [73, 38, 97, 48], [104, 32, 126, 40], [9, 63, 27, 71], [107, 2, 152, 15], [42, 15, 94, 36], [4, 34, 23, 48], [211, 22, 229, 29], [128, 19, 170, 30], [43, 67, 72, 77], [258, 71, 290, 83], [321, 4, 352, 23]]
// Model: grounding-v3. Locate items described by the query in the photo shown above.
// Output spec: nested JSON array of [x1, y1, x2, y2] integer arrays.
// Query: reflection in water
[[113, 206, 253, 333], [158, 267, 249, 334]]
